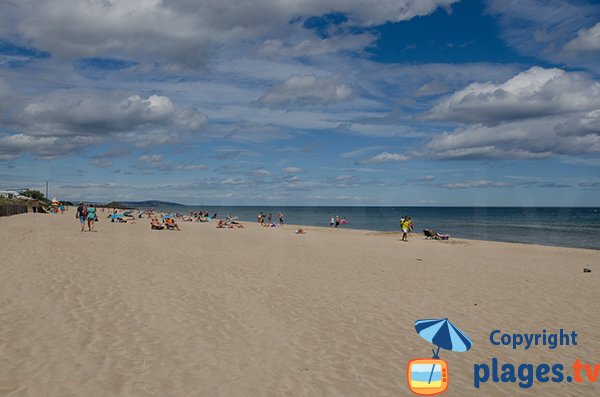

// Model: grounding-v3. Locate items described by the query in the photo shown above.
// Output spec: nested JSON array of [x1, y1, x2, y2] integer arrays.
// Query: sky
[[0, 0, 599, 206]]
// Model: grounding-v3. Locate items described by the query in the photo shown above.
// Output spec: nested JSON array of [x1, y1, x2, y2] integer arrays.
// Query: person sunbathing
[[150, 218, 164, 230], [216, 219, 225, 228], [165, 218, 180, 231]]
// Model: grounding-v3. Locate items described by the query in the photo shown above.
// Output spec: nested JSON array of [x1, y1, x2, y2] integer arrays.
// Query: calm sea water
[[149, 206, 600, 250]]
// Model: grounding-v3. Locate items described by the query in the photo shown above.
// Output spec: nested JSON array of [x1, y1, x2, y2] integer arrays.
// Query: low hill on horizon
[[118, 200, 190, 208]]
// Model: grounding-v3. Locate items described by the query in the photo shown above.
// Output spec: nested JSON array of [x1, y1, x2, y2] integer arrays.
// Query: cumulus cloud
[[564, 22, 600, 52], [18, 94, 206, 137], [355, 151, 409, 165], [4, 0, 457, 67], [426, 67, 600, 124], [258, 75, 352, 107], [0, 92, 207, 159], [0, 134, 99, 160], [421, 67, 600, 160], [424, 110, 600, 160]]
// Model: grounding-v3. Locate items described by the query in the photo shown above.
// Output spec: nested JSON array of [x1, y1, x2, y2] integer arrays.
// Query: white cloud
[[565, 22, 600, 52], [18, 93, 205, 136], [421, 67, 600, 160], [426, 67, 600, 124], [0, 133, 99, 160], [442, 180, 513, 189], [138, 154, 164, 165], [251, 168, 272, 177], [485, 0, 600, 70], [91, 158, 113, 169], [259, 33, 376, 58], [0, 92, 207, 159], [406, 175, 436, 183], [258, 75, 352, 107], [340, 146, 386, 158], [174, 164, 209, 171], [424, 110, 600, 160], [5, 0, 458, 66], [355, 151, 410, 165], [283, 167, 303, 174]]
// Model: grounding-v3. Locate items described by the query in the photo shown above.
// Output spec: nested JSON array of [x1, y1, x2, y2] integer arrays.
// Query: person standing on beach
[[400, 216, 410, 242], [76, 203, 86, 232], [278, 212, 284, 224], [335, 216, 340, 228], [87, 204, 96, 232], [268, 213, 272, 224], [330, 217, 335, 227]]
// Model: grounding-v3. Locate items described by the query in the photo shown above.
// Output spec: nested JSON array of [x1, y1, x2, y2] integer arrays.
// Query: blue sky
[[1, 0, 599, 206]]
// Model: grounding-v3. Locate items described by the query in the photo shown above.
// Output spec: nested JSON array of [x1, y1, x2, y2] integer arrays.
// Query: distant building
[[0, 190, 35, 200]]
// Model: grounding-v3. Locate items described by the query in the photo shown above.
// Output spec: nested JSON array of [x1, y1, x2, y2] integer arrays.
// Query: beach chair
[[423, 229, 450, 240], [423, 229, 436, 239]]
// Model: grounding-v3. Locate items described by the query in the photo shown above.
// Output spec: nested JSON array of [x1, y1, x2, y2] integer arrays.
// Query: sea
[[146, 206, 600, 250]]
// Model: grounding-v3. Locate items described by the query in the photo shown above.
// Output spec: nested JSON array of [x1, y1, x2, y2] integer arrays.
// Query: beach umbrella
[[415, 318, 472, 356], [415, 318, 472, 384]]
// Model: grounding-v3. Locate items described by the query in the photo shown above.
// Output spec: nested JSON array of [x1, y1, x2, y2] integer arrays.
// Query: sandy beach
[[1, 211, 599, 396]]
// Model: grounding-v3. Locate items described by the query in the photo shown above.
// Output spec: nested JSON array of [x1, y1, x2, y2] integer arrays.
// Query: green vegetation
[[19, 189, 49, 203]]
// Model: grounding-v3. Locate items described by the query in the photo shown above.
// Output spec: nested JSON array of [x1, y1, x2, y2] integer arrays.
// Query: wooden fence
[[0, 204, 30, 217]]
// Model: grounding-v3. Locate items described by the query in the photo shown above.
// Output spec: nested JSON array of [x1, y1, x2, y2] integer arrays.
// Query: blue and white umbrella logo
[[414, 318, 472, 386], [415, 318, 472, 358]]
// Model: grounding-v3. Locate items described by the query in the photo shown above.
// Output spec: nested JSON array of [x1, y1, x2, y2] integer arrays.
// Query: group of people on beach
[[329, 216, 348, 228], [257, 211, 284, 227], [75, 203, 98, 232], [72, 205, 424, 243], [150, 216, 181, 231]]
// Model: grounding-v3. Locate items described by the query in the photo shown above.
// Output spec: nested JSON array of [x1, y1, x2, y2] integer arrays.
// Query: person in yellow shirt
[[401, 217, 410, 242]]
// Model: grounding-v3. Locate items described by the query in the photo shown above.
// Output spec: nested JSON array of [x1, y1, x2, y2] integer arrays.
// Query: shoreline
[[5, 210, 599, 252], [134, 205, 599, 251]]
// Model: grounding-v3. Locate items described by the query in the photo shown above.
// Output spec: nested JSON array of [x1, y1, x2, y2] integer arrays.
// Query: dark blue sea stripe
[[431, 321, 453, 350]]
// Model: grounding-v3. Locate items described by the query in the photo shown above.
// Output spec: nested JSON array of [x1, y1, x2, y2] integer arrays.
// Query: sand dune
[[1, 212, 599, 396]]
